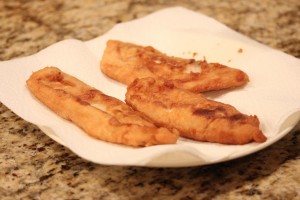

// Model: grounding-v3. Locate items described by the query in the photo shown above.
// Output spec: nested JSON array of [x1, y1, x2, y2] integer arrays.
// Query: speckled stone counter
[[1, 1, 300, 199]]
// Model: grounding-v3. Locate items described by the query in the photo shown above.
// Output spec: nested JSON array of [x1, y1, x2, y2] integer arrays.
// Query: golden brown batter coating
[[26, 67, 178, 147], [101, 40, 249, 92], [126, 78, 267, 145]]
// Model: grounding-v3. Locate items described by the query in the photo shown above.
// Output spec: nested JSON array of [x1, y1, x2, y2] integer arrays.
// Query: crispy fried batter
[[26, 67, 178, 147], [101, 40, 249, 92], [126, 78, 267, 145]]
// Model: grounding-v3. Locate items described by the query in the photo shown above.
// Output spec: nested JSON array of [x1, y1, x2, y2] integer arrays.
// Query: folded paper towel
[[0, 7, 299, 167]]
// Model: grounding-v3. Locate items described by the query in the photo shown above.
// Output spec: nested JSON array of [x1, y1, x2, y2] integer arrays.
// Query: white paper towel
[[1, 7, 299, 167]]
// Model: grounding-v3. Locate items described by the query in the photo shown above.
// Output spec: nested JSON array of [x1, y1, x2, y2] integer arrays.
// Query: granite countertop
[[0, 0, 300, 199]]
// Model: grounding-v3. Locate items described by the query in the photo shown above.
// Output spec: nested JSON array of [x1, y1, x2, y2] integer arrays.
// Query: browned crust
[[126, 78, 267, 145], [100, 40, 249, 92], [26, 67, 178, 147]]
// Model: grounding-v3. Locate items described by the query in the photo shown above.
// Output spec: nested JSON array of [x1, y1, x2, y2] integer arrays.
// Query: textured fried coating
[[26, 67, 178, 147], [100, 40, 249, 92], [126, 78, 267, 145]]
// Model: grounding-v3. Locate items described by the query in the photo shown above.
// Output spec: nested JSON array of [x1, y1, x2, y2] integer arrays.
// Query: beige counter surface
[[1, 1, 300, 199]]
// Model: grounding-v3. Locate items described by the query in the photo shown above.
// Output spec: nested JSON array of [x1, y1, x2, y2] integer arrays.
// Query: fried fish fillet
[[126, 78, 267, 145], [26, 67, 178, 147], [101, 40, 249, 92]]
